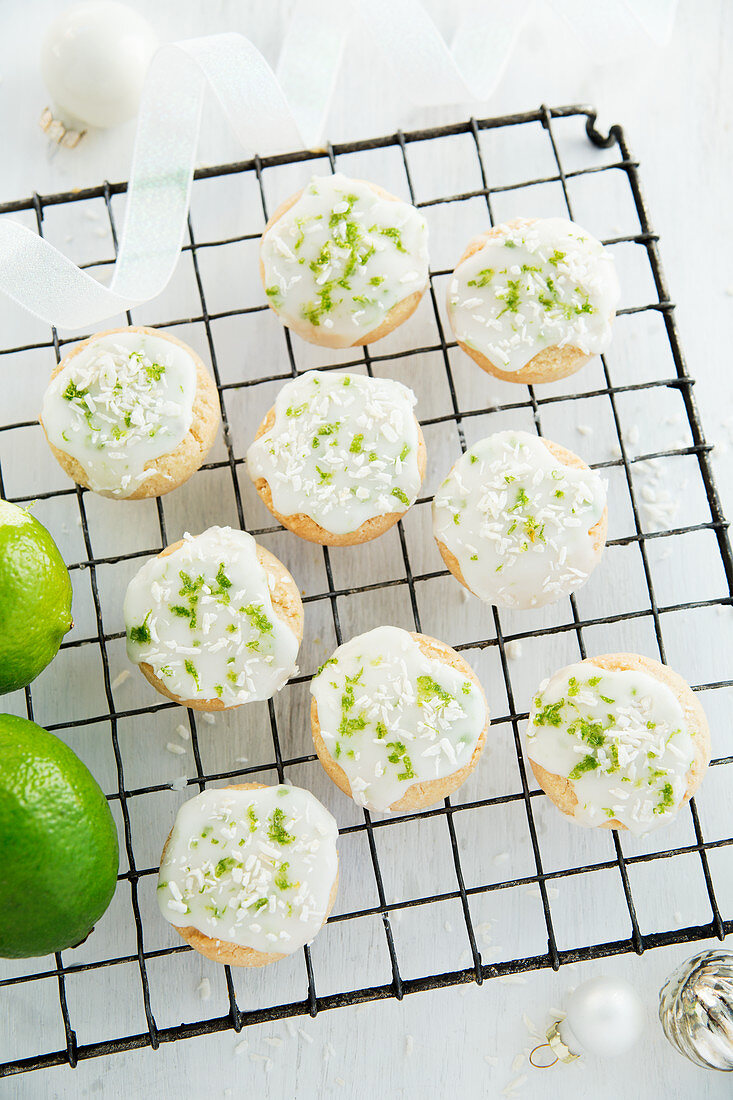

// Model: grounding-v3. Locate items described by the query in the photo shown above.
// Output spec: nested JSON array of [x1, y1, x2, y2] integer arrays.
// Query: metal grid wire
[[1, 104, 732, 1077]]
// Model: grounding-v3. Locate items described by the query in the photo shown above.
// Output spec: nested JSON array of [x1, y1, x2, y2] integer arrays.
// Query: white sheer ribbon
[[0, 0, 676, 331]]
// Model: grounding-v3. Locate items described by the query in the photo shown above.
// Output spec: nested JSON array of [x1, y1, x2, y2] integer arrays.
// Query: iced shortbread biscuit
[[40, 326, 219, 498], [526, 654, 710, 834], [447, 218, 620, 384], [310, 626, 488, 813], [246, 370, 426, 545], [124, 527, 302, 711], [158, 783, 339, 966], [433, 430, 607, 610], [260, 174, 429, 348]]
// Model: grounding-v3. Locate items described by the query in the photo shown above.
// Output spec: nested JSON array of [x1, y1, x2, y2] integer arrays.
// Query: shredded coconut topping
[[41, 329, 197, 496], [260, 174, 428, 343], [246, 370, 422, 535], [158, 785, 338, 954], [526, 660, 695, 834], [310, 625, 487, 812], [124, 526, 299, 706], [432, 430, 606, 609], [448, 218, 620, 373]]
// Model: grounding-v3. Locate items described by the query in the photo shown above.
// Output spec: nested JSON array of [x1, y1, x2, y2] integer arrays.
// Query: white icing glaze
[[310, 625, 487, 813], [260, 174, 429, 344], [447, 217, 620, 373], [157, 785, 338, 954], [124, 526, 299, 706], [526, 661, 695, 835], [432, 430, 606, 609], [246, 370, 422, 535], [41, 329, 197, 497]]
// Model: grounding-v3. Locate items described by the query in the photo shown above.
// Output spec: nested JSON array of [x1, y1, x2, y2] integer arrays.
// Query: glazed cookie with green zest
[[432, 430, 607, 610], [124, 526, 300, 708], [310, 625, 487, 812], [246, 369, 423, 537], [448, 217, 619, 374], [260, 173, 428, 346], [157, 785, 338, 955], [40, 329, 198, 497], [526, 660, 697, 834]]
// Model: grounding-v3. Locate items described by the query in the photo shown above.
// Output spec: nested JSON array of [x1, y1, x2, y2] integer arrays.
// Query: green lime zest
[[129, 611, 152, 646], [533, 698, 564, 727], [144, 362, 165, 383], [375, 225, 405, 252], [653, 781, 674, 815], [416, 675, 453, 707], [274, 861, 298, 891], [569, 754, 599, 780], [386, 740, 416, 780], [467, 268, 495, 288], [243, 603, 273, 634], [62, 380, 88, 402], [267, 807, 295, 845], [184, 659, 200, 690]]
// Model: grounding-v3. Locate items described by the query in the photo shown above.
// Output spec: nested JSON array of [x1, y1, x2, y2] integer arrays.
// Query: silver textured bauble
[[659, 950, 733, 1070]]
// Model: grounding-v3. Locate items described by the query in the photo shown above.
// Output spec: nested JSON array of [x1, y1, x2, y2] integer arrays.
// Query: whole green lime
[[0, 714, 119, 958], [0, 499, 73, 694]]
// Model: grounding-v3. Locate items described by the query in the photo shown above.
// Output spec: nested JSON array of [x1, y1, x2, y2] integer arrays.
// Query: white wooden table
[[1, 2, 732, 1097]]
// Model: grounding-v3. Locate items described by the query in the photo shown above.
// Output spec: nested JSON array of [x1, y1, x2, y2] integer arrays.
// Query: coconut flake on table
[[502, 1074, 528, 1095]]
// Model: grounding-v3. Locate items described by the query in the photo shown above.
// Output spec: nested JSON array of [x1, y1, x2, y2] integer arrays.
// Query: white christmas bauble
[[560, 976, 645, 1058], [40, 1, 158, 129]]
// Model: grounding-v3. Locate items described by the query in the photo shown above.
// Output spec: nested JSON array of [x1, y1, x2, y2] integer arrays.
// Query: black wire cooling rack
[[1, 104, 732, 1078]]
